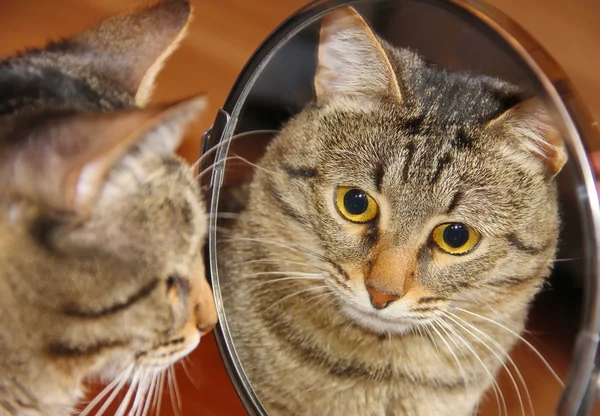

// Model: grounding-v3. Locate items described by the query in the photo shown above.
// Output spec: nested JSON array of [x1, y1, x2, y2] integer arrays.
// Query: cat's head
[[0, 0, 217, 381], [250, 7, 567, 335]]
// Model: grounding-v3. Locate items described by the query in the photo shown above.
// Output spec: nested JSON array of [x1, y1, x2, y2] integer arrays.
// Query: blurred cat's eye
[[336, 186, 378, 223], [432, 223, 480, 255]]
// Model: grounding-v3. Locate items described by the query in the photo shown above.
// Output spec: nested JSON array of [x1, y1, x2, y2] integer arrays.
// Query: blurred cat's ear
[[487, 97, 567, 177], [315, 7, 403, 105], [0, 95, 206, 217], [67, 0, 193, 106]]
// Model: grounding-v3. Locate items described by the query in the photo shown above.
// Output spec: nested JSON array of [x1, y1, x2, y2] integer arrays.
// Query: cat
[[219, 6, 566, 416], [0, 1, 217, 415]]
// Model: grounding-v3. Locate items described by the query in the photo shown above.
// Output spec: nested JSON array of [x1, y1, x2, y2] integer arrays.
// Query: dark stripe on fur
[[327, 260, 350, 281], [282, 165, 318, 180], [418, 296, 447, 304], [62, 278, 159, 318], [47, 339, 124, 357], [362, 222, 378, 250], [374, 162, 385, 191], [0, 63, 118, 116], [431, 152, 452, 184], [261, 315, 465, 389], [411, 306, 437, 313], [487, 272, 541, 287], [506, 233, 547, 255], [402, 115, 425, 136], [446, 190, 463, 214], [402, 142, 416, 181], [451, 128, 472, 151], [266, 181, 309, 226], [29, 216, 62, 253]]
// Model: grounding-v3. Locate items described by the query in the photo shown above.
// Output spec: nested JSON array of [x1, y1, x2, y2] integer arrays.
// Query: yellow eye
[[432, 223, 480, 255], [335, 187, 378, 223]]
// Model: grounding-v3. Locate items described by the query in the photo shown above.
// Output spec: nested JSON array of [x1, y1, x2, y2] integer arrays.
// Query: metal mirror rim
[[202, 1, 600, 414]]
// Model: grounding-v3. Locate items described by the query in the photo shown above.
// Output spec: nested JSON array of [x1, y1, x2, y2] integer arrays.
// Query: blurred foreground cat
[[220, 7, 566, 416], [0, 1, 217, 415]]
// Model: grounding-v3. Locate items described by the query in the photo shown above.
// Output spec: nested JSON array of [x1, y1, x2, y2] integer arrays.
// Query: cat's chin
[[341, 304, 421, 335]]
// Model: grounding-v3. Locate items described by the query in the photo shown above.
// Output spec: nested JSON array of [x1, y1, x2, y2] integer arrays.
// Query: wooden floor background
[[1, 0, 599, 415]]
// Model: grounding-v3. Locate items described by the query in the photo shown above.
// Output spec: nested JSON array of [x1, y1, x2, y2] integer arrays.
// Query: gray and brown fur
[[0, 2, 217, 415], [219, 7, 566, 416]]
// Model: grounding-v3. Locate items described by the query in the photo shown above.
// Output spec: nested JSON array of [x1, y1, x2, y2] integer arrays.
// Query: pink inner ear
[[1, 96, 205, 216], [315, 7, 402, 104], [488, 98, 567, 177]]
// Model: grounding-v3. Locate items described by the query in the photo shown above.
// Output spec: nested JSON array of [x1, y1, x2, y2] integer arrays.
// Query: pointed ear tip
[[321, 6, 363, 28], [143, 0, 193, 29]]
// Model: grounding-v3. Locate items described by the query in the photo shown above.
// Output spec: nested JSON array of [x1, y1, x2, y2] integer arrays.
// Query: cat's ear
[[67, 0, 193, 106], [315, 7, 403, 105], [0, 95, 206, 217], [487, 98, 567, 177]]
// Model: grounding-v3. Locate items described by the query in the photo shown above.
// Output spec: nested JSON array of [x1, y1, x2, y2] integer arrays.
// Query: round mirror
[[200, 1, 600, 415]]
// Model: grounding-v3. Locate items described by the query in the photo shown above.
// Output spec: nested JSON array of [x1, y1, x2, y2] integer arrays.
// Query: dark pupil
[[343, 189, 369, 215], [443, 223, 470, 248]]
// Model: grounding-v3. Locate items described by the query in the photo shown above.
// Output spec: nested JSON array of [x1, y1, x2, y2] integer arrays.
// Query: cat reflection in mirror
[[0, 1, 217, 415], [220, 6, 566, 416]]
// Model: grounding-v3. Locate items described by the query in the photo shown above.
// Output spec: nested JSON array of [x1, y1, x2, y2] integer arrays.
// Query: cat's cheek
[[92, 350, 136, 382]]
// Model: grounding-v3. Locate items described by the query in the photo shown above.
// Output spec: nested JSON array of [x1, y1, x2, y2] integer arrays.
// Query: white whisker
[[243, 271, 324, 278], [431, 321, 471, 396], [262, 285, 330, 313], [436, 319, 506, 416], [454, 307, 563, 387], [140, 372, 158, 416], [94, 366, 134, 416], [80, 365, 133, 416], [444, 313, 528, 416], [114, 370, 141, 416], [246, 259, 331, 273]]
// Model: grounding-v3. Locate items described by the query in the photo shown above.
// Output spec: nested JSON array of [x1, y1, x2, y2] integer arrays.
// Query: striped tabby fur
[[219, 7, 566, 416]]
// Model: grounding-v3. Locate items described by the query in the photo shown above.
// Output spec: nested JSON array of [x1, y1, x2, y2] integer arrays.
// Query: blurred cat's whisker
[[454, 307, 564, 387], [79, 365, 133, 416], [167, 366, 182, 415], [155, 371, 166, 416], [436, 318, 506, 416], [443, 313, 530, 416], [114, 369, 141, 416], [262, 285, 330, 313], [180, 360, 201, 391], [171, 366, 182, 410], [140, 372, 158, 416], [130, 369, 150, 416]]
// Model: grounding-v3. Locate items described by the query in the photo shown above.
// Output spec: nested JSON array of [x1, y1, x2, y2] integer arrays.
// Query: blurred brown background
[[1, 0, 598, 415]]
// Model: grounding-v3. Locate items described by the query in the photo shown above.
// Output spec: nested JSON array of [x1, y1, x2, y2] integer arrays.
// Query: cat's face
[[248, 8, 566, 335], [0, 0, 216, 389]]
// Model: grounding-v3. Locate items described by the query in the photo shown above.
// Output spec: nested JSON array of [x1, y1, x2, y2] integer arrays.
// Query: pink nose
[[367, 286, 401, 310]]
